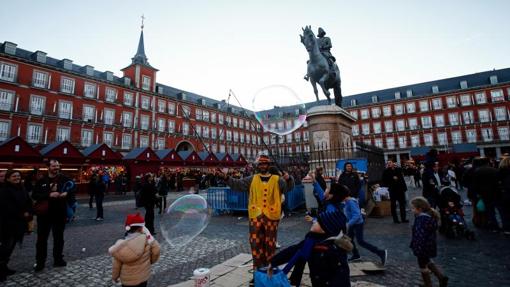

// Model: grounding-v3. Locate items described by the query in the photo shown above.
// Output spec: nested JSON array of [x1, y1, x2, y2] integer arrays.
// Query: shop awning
[[82, 143, 123, 164], [452, 143, 478, 153], [156, 149, 183, 165], [0, 137, 42, 164], [123, 147, 160, 162], [198, 151, 219, 166], [410, 146, 431, 156], [178, 150, 202, 166], [39, 141, 85, 164]]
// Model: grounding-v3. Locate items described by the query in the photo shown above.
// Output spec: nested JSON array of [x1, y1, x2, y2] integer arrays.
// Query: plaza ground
[[1, 183, 509, 287]]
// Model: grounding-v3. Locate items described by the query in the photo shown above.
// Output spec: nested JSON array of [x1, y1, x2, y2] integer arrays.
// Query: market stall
[[198, 151, 219, 167], [123, 147, 161, 184], [82, 143, 126, 193], [231, 153, 248, 167], [0, 136, 43, 173], [215, 152, 235, 167], [156, 148, 184, 167]]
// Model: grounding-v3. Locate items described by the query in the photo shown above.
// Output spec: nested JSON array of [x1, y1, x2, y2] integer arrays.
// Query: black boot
[[428, 263, 448, 287], [419, 270, 432, 287]]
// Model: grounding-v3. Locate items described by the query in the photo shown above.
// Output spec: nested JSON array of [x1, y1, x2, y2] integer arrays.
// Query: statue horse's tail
[[334, 83, 342, 107]]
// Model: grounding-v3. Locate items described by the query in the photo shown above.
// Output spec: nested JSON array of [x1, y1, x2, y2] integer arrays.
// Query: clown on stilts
[[220, 155, 294, 284]]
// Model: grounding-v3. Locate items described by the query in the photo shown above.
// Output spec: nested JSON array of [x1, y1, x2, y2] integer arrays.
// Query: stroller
[[438, 185, 475, 240]]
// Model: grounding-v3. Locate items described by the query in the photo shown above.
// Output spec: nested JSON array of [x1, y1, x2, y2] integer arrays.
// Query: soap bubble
[[160, 194, 210, 248], [252, 85, 307, 136]]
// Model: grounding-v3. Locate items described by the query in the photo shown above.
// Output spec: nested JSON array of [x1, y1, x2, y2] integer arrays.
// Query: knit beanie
[[317, 210, 346, 237]]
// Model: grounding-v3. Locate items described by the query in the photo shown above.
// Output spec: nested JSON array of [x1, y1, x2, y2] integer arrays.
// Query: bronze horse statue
[[300, 26, 342, 107]]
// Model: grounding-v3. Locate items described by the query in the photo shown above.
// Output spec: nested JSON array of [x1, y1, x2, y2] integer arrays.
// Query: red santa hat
[[124, 213, 145, 231]]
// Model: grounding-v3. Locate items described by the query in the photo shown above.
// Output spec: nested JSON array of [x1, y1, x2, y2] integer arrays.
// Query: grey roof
[[214, 152, 228, 161], [82, 144, 102, 156], [123, 147, 148, 160], [0, 136, 19, 146], [198, 151, 218, 161], [155, 148, 176, 159], [39, 141, 66, 155], [177, 150, 193, 160]]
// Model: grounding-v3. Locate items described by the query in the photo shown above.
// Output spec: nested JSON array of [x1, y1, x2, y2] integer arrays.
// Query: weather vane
[[141, 14, 145, 30]]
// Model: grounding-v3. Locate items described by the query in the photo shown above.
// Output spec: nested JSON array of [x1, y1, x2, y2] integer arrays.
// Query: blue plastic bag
[[254, 267, 291, 287], [476, 198, 486, 213]]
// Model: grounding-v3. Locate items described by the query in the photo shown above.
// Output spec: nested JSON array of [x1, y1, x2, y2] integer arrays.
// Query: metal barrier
[[207, 184, 305, 214]]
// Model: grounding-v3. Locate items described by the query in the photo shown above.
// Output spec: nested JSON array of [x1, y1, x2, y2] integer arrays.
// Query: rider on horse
[[305, 27, 336, 81]]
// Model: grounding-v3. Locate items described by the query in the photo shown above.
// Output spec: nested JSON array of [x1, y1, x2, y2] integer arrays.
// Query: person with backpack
[[109, 213, 160, 287]]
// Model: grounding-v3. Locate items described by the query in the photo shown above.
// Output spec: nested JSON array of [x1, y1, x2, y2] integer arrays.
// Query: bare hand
[[308, 171, 316, 182], [283, 172, 290, 181], [50, 184, 58, 192], [49, 192, 60, 198], [305, 215, 313, 222], [267, 265, 273, 278], [24, 212, 30, 217], [59, 192, 68, 198]]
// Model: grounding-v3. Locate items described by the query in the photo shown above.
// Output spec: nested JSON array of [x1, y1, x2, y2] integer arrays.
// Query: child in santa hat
[[108, 213, 161, 287]]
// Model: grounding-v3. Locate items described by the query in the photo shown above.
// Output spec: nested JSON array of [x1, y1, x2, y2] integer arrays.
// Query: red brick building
[[0, 30, 265, 161]]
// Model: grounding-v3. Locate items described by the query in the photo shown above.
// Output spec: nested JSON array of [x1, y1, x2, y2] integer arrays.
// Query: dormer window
[[489, 75, 498, 85], [460, 80, 468, 89], [406, 89, 413, 97], [394, 92, 401, 99], [142, 76, 151, 91], [432, 85, 439, 94], [371, 95, 378, 103], [350, 99, 357, 106]]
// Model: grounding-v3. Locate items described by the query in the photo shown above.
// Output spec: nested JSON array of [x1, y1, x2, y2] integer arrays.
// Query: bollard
[[193, 268, 210, 287]]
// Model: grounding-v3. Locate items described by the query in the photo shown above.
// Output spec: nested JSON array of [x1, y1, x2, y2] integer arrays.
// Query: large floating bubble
[[160, 194, 210, 248], [252, 85, 307, 136]]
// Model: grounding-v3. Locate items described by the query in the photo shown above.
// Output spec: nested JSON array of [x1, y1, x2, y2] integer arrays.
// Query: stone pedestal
[[306, 104, 356, 177]]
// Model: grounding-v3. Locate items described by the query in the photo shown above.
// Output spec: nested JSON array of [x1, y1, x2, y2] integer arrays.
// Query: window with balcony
[[211, 127, 217, 139], [56, 127, 70, 142], [226, 116, 232, 126], [203, 111, 210, 122], [491, 89, 504, 102], [362, 123, 370, 135], [58, 101, 72, 119], [421, 116, 432, 129], [434, 114, 445, 127], [30, 95, 45, 115], [408, 118, 418, 130], [419, 100, 429, 112], [157, 100, 166, 113], [60, 77, 75, 94], [142, 76, 151, 91], [373, 122, 381, 134], [219, 129, 224, 140], [234, 131, 239, 142], [438, 133, 448, 146], [460, 94, 472, 106], [352, 125, 359, 136], [398, 136, 407, 148], [122, 112, 132, 128], [475, 92, 487, 104], [350, 110, 358, 119], [0, 121, 10, 141], [32, 70, 49, 88], [360, 109, 369, 119], [182, 122, 189, 135], [481, 128, 493, 142], [451, 131, 462, 144], [168, 120, 175, 133], [123, 92, 133, 106], [140, 115, 150, 130], [168, 102, 176, 115], [105, 88, 117, 102], [478, 109, 490, 123], [463, 111, 474, 124], [83, 105, 95, 122], [363, 139, 372, 146], [446, 96, 457, 108], [233, 118, 238, 128], [303, 131, 309, 141], [194, 125, 202, 137], [448, 113, 459, 125], [371, 107, 381, 118], [122, 134, 132, 149], [0, 90, 14, 111], [374, 138, 383, 148], [386, 137, 395, 149], [396, 119, 405, 131], [424, 134, 433, 146], [382, 106, 391, 117], [182, 106, 191, 118], [226, 130, 232, 141], [411, 135, 420, 147], [196, 108, 202, 120], [498, 127, 509, 141], [158, 118, 165, 132], [157, 138, 165, 149], [203, 126, 209, 138], [27, 124, 42, 143], [394, 104, 404, 115], [103, 132, 113, 146], [466, 129, 477, 143], [141, 96, 150, 110], [0, 62, 17, 82], [406, 102, 416, 113], [81, 129, 93, 147], [139, 136, 149, 148], [494, 107, 507, 121], [84, 83, 97, 98], [211, 112, 216, 123], [104, 109, 115, 125], [384, 121, 393, 133], [432, 98, 442, 110]]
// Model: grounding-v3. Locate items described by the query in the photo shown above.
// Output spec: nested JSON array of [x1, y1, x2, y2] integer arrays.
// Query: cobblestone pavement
[[2, 185, 509, 286]]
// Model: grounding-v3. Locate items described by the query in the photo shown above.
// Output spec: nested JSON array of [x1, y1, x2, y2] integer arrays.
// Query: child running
[[410, 197, 448, 287], [109, 213, 161, 287]]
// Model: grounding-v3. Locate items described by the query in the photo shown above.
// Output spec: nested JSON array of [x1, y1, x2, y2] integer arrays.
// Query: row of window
[[352, 107, 509, 135], [361, 127, 510, 150], [349, 89, 509, 120]]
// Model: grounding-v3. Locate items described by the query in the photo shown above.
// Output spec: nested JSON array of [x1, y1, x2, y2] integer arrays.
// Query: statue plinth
[[306, 104, 356, 176]]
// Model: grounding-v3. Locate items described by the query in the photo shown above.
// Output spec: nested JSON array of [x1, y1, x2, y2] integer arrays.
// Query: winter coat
[[382, 167, 407, 194], [410, 213, 437, 258], [32, 174, 73, 220], [473, 165, 500, 203], [500, 167, 510, 194], [109, 233, 160, 286], [338, 172, 361, 198], [0, 182, 32, 241], [422, 170, 442, 200], [140, 182, 157, 207]]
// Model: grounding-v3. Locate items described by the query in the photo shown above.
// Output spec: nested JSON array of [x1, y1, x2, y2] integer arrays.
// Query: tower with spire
[[122, 15, 158, 92]]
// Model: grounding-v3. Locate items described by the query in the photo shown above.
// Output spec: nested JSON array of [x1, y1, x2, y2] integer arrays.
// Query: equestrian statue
[[301, 26, 342, 107]]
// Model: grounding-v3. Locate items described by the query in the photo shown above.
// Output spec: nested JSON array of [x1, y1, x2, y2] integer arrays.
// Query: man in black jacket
[[32, 159, 73, 271], [382, 161, 408, 223], [422, 162, 443, 209], [338, 162, 361, 198]]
